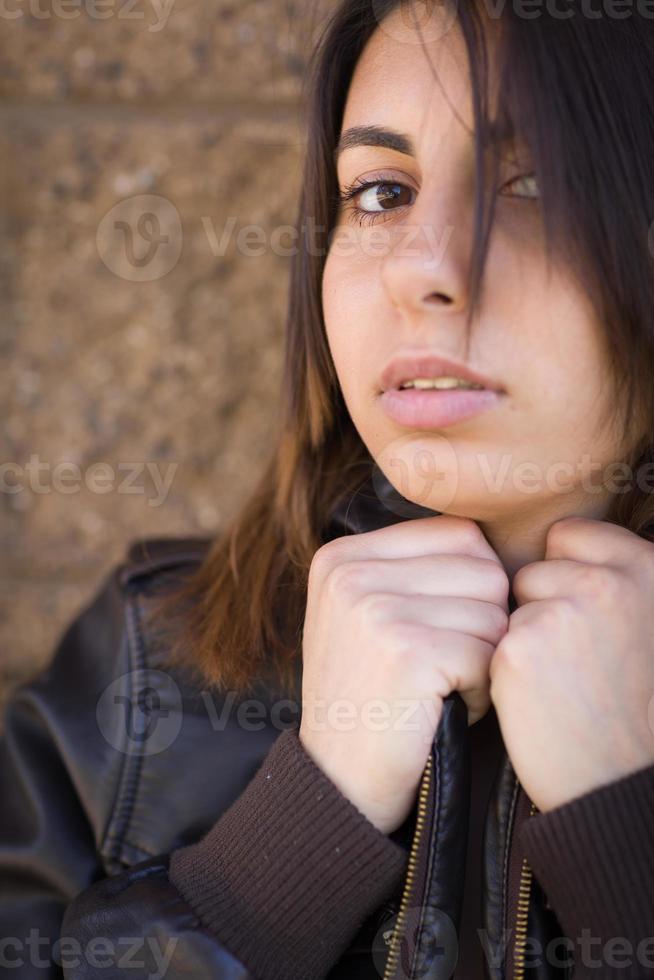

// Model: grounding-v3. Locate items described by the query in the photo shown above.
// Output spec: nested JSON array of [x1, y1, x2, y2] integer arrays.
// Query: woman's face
[[322, 5, 625, 526]]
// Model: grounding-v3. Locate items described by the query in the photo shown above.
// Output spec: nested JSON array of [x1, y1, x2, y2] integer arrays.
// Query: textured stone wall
[[0, 0, 333, 717]]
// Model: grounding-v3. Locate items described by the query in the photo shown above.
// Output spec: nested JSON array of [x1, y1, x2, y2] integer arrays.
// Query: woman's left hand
[[488, 516, 654, 813]]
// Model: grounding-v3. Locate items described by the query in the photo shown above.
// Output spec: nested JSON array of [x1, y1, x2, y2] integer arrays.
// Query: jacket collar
[[323, 469, 442, 541]]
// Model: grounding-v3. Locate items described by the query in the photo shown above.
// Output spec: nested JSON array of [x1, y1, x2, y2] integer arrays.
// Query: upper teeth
[[399, 376, 485, 390]]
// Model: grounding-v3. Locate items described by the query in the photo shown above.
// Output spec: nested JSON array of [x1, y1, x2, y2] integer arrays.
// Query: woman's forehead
[[341, 7, 507, 153]]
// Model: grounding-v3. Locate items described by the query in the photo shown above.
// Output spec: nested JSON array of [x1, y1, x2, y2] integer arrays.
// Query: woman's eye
[[498, 172, 540, 200], [339, 180, 415, 225], [357, 182, 414, 212]]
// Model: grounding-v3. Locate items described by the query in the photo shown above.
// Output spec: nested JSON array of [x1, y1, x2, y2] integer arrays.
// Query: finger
[[398, 623, 494, 725], [544, 515, 642, 566], [502, 596, 568, 631], [360, 593, 508, 647], [330, 554, 509, 607], [512, 557, 620, 605]]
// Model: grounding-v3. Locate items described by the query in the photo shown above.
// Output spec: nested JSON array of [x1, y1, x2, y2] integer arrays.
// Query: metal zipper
[[511, 800, 538, 980], [382, 752, 434, 980]]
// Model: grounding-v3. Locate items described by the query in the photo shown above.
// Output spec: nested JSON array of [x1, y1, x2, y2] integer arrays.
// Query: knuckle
[[456, 518, 487, 551], [545, 515, 581, 551], [486, 560, 510, 602], [381, 621, 418, 660], [540, 596, 577, 630], [324, 559, 368, 599], [575, 564, 618, 602], [492, 631, 519, 669], [434, 515, 485, 551], [310, 539, 342, 579], [355, 590, 396, 625]]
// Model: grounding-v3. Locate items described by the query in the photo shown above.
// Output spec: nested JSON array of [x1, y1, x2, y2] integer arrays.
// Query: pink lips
[[378, 351, 505, 429], [380, 386, 503, 428], [379, 352, 502, 394]]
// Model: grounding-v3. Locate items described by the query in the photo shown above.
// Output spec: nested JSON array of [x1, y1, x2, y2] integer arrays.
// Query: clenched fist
[[299, 515, 509, 834]]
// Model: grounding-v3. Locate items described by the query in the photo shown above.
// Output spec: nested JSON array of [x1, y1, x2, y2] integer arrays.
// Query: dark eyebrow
[[334, 117, 518, 163], [334, 125, 415, 162]]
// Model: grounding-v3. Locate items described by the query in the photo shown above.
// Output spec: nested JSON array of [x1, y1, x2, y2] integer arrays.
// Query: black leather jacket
[[0, 481, 569, 980]]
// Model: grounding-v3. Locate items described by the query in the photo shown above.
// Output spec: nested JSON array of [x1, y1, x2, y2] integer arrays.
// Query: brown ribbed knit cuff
[[168, 725, 408, 980], [519, 761, 654, 979]]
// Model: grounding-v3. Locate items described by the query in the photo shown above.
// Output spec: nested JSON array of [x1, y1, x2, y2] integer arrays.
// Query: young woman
[[2, 0, 654, 978]]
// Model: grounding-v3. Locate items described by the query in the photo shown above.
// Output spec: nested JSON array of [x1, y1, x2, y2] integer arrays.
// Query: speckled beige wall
[[0, 0, 334, 717]]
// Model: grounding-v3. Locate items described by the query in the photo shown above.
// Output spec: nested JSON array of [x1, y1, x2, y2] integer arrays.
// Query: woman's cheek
[[322, 253, 374, 385]]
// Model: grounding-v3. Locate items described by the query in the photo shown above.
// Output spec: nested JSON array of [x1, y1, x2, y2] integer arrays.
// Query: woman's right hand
[[298, 514, 509, 834]]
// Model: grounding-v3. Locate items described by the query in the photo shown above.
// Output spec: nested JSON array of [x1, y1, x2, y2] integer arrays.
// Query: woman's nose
[[381, 190, 473, 318]]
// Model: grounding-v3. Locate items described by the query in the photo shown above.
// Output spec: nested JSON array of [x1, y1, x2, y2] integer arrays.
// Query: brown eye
[[356, 181, 415, 212]]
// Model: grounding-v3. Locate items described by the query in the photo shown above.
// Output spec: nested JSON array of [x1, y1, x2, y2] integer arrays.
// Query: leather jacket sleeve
[[0, 560, 256, 979]]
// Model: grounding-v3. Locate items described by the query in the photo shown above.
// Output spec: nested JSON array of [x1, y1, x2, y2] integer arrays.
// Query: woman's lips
[[379, 386, 504, 428]]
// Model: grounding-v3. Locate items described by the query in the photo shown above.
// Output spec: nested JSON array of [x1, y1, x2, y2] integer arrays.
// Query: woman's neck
[[477, 491, 614, 589]]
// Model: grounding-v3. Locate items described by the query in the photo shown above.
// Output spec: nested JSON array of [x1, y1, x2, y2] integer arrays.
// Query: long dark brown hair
[[144, 0, 654, 700]]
